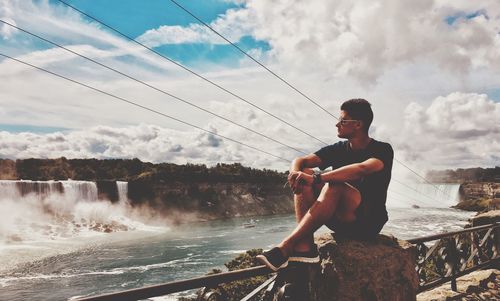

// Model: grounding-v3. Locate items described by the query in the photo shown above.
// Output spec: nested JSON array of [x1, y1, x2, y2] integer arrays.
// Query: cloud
[[396, 92, 500, 169], [137, 0, 500, 84], [137, 6, 256, 47], [0, 123, 295, 170], [244, 0, 500, 83], [0, 0, 17, 39]]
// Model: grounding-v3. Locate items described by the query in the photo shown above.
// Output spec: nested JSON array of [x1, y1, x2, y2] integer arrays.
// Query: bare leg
[[292, 168, 316, 252], [279, 182, 361, 257]]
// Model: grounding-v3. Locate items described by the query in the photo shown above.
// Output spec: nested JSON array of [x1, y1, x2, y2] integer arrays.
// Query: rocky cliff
[[426, 167, 499, 212], [128, 177, 294, 222], [455, 182, 500, 211], [454, 182, 500, 211], [0, 158, 294, 221]]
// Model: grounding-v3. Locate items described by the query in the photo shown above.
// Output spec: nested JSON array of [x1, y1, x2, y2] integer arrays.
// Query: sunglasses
[[338, 118, 360, 125]]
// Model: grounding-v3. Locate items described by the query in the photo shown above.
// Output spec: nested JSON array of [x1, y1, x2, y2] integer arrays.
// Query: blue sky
[[0, 0, 499, 171], [52, 0, 270, 66]]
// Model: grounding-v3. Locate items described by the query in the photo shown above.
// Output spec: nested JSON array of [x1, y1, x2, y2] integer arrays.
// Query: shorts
[[315, 181, 386, 241], [325, 215, 386, 241]]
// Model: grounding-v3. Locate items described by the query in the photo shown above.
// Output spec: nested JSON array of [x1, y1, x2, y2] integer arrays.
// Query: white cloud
[[0, 0, 17, 39], [137, 0, 500, 84], [137, 6, 256, 47], [244, 0, 500, 83], [397, 92, 500, 169], [0, 123, 295, 170]]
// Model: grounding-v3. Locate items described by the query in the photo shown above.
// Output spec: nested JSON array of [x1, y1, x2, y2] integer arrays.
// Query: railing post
[[266, 262, 321, 301], [450, 278, 457, 292]]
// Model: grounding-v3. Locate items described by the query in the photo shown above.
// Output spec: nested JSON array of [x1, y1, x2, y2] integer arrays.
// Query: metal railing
[[74, 222, 499, 301], [407, 222, 499, 293], [73, 266, 273, 301]]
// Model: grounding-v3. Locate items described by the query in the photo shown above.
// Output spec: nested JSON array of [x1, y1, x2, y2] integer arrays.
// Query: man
[[257, 99, 393, 271]]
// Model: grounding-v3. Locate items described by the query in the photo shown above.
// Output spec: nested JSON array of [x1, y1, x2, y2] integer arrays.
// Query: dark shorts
[[325, 215, 386, 241], [315, 182, 386, 241]]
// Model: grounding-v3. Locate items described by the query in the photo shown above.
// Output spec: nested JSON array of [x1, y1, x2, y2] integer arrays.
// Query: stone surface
[[416, 269, 499, 301], [279, 233, 419, 301], [468, 209, 500, 227], [455, 183, 500, 211], [0, 159, 16, 180]]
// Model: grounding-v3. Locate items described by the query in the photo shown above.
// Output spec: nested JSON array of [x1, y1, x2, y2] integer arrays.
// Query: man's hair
[[340, 98, 373, 133]]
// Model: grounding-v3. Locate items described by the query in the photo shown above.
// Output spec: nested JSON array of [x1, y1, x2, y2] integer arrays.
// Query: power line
[[43, 1, 446, 200], [1, 49, 446, 204], [55, 0, 329, 146], [388, 188, 436, 207], [169, 0, 450, 197], [168, 0, 338, 121], [391, 178, 444, 204], [0, 53, 292, 163], [0, 20, 307, 156], [393, 157, 448, 194]]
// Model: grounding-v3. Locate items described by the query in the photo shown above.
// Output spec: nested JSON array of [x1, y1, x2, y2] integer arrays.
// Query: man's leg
[[292, 168, 317, 252], [278, 182, 361, 257]]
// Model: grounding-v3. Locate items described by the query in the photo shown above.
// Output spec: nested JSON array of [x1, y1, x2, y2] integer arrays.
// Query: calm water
[[0, 207, 474, 301]]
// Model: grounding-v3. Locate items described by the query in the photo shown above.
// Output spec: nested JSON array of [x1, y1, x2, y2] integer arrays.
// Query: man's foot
[[289, 246, 320, 263], [256, 247, 288, 271]]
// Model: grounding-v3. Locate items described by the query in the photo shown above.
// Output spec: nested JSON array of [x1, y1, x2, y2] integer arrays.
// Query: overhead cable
[[168, 0, 448, 196], [1, 53, 442, 204], [168, 0, 338, 121], [391, 179, 444, 204], [53, 1, 446, 200], [0, 20, 307, 156], [0, 53, 291, 163], [56, 0, 329, 146]]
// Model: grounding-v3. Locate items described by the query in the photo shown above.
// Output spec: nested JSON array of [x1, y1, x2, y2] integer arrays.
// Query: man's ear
[[356, 120, 363, 130]]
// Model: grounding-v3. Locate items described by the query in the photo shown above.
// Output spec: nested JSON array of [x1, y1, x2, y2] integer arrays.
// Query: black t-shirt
[[314, 139, 393, 225]]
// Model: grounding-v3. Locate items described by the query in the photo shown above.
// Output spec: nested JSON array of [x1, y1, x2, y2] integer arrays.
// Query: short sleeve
[[314, 141, 345, 170], [370, 142, 394, 169]]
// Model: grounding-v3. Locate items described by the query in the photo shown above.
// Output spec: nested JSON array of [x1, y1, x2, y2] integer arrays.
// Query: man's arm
[[290, 158, 384, 193], [290, 154, 323, 173], [319, 158, 384, 183]]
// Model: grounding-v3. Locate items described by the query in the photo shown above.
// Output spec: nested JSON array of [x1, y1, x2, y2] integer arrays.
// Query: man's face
[[336, 110, 361, 138]]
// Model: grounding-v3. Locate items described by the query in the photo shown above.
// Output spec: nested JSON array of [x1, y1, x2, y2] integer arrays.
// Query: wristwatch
[[313, 173, 322, 184]]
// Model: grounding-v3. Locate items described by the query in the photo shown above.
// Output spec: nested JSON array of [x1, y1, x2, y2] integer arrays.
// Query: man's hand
[[287, 171, 313, 194]]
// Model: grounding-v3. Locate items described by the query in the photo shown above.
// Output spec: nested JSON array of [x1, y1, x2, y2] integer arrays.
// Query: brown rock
[[455, 183, 500, 212], [276, 233, 419, 301], [469, 209, 500, 227], [0, 159, 17, 180]]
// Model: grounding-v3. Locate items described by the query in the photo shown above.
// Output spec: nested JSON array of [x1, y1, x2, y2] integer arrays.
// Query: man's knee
[[318, 182, 344, 202]]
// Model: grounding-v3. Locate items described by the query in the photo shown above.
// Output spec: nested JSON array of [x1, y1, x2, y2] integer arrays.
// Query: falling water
[[387, 183, 461, 208], [116, 181, 128, 204], [0, 180, 152, 246]]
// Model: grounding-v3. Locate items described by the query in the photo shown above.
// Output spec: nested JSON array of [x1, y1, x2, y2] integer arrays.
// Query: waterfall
[[61, 180, 98, 202], [0, 180, 63, 201], [387, 183, 461, 208], [116, 181, 129, 204], [0, 180, 139, 244]]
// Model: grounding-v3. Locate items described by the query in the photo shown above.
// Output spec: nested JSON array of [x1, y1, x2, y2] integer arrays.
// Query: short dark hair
[[340, 98, 373, 132]]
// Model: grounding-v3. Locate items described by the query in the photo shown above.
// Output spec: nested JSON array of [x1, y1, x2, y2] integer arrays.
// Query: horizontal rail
[[74, 265, 272, 301], [407, 222, 499, 244]]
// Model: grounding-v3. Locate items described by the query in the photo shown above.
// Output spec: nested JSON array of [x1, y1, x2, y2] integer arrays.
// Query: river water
[[0, 180, 474, 301]]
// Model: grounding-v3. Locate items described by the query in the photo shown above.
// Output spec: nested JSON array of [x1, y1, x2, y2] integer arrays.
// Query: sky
[[0, 0, 499, 178]]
